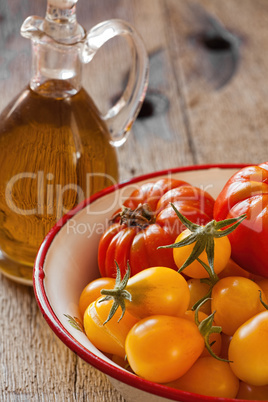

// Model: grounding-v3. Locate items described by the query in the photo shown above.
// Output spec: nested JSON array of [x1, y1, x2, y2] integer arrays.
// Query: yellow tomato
[[218, 258, 251, 279], [166, 356, 239, 398], [173, 228, 231, 278], [101, 266, 190, 322], [211, 276, 267, 335], [229, 311, 268, 386], [220, 333, 233, 361], [83, 297, 138, 358], [125, 315, 204, 383], [187, 278, 211, 314], [123, 266, 190, 318]]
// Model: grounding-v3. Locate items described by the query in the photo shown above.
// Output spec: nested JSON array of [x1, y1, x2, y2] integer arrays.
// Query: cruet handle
[[81, 19, 149, 147]]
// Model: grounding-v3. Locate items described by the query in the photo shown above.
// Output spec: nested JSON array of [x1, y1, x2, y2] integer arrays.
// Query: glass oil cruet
[[0, 0, 148, 285]]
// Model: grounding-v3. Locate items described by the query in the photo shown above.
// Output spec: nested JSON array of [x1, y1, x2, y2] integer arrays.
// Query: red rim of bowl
[[33, 163, 252, 402]]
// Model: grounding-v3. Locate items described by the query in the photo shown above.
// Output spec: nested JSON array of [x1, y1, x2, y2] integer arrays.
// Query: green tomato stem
[[194, 299, 232, 363], [159, 204, 246, 282], [99, 261, 132, 324], [259, 290, 268, 310]]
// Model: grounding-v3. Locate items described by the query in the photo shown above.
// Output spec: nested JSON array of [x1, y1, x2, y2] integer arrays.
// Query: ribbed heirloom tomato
[[214, 162, 268, 277], [98, 178, 215, 277]]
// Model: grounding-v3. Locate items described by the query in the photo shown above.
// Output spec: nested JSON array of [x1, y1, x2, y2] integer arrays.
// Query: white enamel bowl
[[33, 164, 250, 402]]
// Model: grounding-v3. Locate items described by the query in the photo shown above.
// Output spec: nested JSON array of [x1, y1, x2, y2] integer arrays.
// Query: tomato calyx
[[195, 299, 230, 363], [110, 203, 155, 229], [161, 204, 246, 279], [99, 261, 132, 324]]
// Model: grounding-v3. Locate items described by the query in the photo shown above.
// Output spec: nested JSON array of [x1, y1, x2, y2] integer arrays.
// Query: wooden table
[[1, 0, 268, 400]]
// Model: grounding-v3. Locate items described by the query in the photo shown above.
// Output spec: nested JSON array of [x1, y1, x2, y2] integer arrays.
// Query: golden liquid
[[0, 81, 118, 281]]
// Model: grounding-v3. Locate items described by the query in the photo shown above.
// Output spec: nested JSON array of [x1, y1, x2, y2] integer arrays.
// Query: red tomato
[[214, 163, 268, 277], [99, 178, 215, 277]]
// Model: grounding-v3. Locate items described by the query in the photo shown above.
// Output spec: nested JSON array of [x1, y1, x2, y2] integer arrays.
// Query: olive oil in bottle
[[0, 0, 148, 284], [0, 81, 118, 281]]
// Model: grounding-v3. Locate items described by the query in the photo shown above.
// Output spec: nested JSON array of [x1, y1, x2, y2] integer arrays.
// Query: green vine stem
[[160, 203, 246, 280], [195, 299, 231, 362], [190, 259, 220, 311], [259, 290, 268, 310], [99, 261, 132, 324]]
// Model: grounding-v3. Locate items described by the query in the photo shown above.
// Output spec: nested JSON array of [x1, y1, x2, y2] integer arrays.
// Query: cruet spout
[[21, 0, 85, 44]]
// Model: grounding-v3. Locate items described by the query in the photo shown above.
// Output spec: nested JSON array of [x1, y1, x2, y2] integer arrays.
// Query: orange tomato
[[236, 381, 268, 400], [79, 277, 115, 316], [100, 266, 191, 323]]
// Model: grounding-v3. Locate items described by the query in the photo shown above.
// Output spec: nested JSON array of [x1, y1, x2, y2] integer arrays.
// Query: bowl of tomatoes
[[33, 163, 268, 402]]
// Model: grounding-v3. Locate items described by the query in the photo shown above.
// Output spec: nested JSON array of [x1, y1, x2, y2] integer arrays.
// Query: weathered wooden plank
[[165, 0, 268, 165], [0, 276, 125, 401], [115, 0, 194, 181], [75, 0, 192, 182]]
